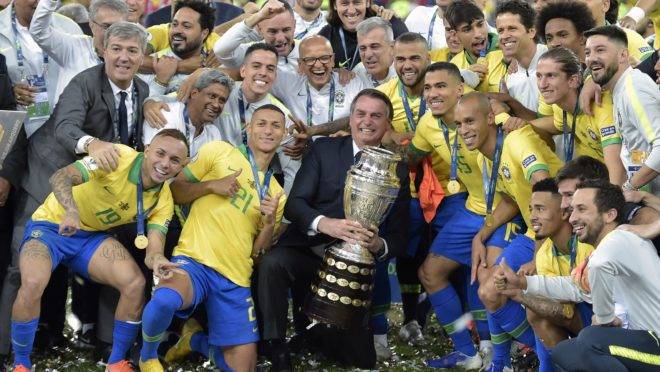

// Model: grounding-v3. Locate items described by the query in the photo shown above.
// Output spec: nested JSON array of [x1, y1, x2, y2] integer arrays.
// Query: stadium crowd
[[0, 0, 658, 370]]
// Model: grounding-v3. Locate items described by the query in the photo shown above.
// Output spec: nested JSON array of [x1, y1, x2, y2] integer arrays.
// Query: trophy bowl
[[306, 146, 401, 328]]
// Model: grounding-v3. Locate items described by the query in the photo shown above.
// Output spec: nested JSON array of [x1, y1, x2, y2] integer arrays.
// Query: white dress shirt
[[353, 64, 397, 87], [293, 10, 327, 39]]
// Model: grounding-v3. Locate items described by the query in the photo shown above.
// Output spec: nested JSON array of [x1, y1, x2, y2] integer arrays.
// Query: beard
[[580, 215, 605, 246], [592, 62, 618, 86], [171, 36, 203, 59]]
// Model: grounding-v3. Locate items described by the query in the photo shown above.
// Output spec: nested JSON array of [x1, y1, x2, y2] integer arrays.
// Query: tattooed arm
[[511, 290, 574, 327], [49, 164, 85, 236], [306, 117, 350, 137]]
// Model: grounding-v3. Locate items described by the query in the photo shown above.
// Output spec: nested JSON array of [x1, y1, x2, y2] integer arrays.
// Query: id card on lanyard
[[12, 8, 51, 127]]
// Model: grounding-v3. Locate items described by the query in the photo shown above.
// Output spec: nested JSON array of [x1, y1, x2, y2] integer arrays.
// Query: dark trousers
[[553, 326, 660, 372], [256, 244, 378, 369]]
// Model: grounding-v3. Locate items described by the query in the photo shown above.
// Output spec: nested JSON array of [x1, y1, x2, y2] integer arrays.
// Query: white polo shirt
[[294, 10, 327, 40], [504, 44, 547, 111], [405, 5, 447, 50]]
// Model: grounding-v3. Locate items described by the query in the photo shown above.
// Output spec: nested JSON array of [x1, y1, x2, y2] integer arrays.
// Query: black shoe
[[270, 350, 293, 372], [73, 327, 96, 350]]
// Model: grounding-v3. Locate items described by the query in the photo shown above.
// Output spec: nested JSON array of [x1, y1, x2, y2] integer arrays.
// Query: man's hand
[[494, 258, 527, 293], [517, 260, 536, 275], [471, 233, 487, 284], [151, 254, 183, 280], [59, 210, 80, 236], [209, 169, 242, 197], [144, 100, 170, 128], [336, 68, 355, 85], [371, 4, 394, 20], [507, 59, 518, 75], [87, 140, 121, 172], [358, 224, 385, 255], [579, 78, 602, 116], [502, 117, 527, 133], [0, 177, 10, 207], [13, 83, 37, 106], [283, 140, 307, 160], [203, 52, 222, 68], [243, 1, 260, 14], [618, 16, 637, 29], [317, 217, 369, 244], [257, 0, 286, 21], [468, 63, 488, 81], [260, 191, 284, 227], [592, 315, 622, 327], [330, 130, 350, 137], [153, 56, 179, 85], [177, 68, 208, 101]]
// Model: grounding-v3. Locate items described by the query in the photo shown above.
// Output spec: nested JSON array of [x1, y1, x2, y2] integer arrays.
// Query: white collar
[[108, 77, 134, 96], [352, 140, 360, 156]]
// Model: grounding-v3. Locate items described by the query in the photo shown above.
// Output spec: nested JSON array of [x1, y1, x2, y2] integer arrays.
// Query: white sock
[[81, 323, 95, 334], [480, 340, 493, 350], [374, 333, 388, 346]]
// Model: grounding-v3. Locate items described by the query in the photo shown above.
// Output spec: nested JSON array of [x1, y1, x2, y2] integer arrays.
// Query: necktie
[[354, 150, 362, 164], [118, 91, 129, 145]]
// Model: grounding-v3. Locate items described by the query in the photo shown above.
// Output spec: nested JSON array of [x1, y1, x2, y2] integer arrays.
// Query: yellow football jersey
[[32, 146, 173, 235], [536, 237, 594, 277], [450, 33, 507, 93], [652, 6, 660, 50], [478, 126, 563, 238], [147, 23, 220, 54], [551, 91, 622, 161], [377, 78, 424, 134], [174, 142, 286, 287], [621, 27, 654, 63], [412, 112, 505, 215], [430, 48, 454, 63]]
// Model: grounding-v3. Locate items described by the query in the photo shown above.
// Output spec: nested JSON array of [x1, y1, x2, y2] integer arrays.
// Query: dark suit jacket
[[281, 135, 410, 261], [22, 64, 149, 203]]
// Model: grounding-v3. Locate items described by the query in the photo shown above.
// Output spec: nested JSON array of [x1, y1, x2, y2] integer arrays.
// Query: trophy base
[[305, 243, 376, 329]]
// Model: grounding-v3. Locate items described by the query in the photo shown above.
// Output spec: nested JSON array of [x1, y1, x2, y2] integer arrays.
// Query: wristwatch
[[622, 180, 638, 191], [83, 137, 97, 153]]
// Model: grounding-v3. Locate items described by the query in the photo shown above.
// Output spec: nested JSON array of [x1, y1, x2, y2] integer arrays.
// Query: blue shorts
[[430, 192, 468, 233], [21, 220, 110, 279], [576, 302, 594, 329], [494, 234, 536, 272], [430, 207, 524, 266], [172, 255, 258, 347]]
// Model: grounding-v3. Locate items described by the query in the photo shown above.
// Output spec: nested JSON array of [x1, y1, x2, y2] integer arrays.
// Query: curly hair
[[536, 1, 596, 44]]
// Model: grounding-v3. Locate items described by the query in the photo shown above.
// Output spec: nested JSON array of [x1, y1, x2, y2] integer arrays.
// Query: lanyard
[[553, 235, 578, 276], [306, 78, 336, 126], [562, 94, 581, 162], [466, 39, 490, 65], [438, 118, 459, 181], [245, 146, 273, 201], [338, 28, 359, 70], [238, 88, 250, 145], [399, 80, 426, 132], [182, 104, 194, 149], [295, 13, 322, 39], [133, 167, 149, 249], [11, 8, 49, 80], [427, 10, 437, 50], [481, 126, 504, 217]]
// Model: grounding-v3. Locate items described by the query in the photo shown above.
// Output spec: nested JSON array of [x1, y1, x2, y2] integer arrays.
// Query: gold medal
[[485, 213, 494, 227], [134, 234, 149, 249], [447, 180, 460, 194]]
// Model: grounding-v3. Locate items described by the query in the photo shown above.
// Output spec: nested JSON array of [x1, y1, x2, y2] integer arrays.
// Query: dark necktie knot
[[354, 150, 362, 164], [118, 90, 129, 145]]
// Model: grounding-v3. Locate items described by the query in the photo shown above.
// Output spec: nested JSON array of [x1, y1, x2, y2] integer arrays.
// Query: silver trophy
[[306, 146, 401, 328]]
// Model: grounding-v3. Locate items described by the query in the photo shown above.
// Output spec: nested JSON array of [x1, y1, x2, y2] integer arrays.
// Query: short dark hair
[[605, 0, 619, 25], [395, 32, 428, 46], [153, 128, 190, 155], [495, 0, 536, 30], [556, 156, 609, 184], [576, 179, 625, 224], [350, 88, 394, 121], [536, 1, 596, 43], [252, 104, 286, 121], [539, 47, 582, 78], [173, 0, 215, 38], [327, 0, 377, 28], [244, 42, 278, 62], [584, 25, 628, 48], [532, 177, 559, 195], [426, 62, 463, 82], [445, 0, 484, 30]]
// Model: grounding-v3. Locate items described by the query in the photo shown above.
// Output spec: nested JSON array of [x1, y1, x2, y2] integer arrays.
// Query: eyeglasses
[[91, 20, 112, 30], [301, 54, 333, 66]]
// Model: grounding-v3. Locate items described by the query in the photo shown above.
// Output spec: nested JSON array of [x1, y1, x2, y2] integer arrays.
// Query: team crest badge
[[335, 90, 345, 106], [588, 129, 597, 141], [247, 179, 256, 190], [30, 229, 43, 238], [502, 166, 512, 180]]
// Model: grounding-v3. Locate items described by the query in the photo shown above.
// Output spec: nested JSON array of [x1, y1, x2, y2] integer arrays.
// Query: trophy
[[306, 146, 401, 328]]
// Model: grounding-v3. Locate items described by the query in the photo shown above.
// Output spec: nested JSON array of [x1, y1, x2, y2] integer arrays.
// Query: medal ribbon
[[399, 80, 426, 132], [553, 234, 578, 276], [246, 146, 273, 201], [562, 94, 580, 162], [305, 77, 335, 126], [182, 104, 194, 148], [136, 168, 146, 239], [339, 28, 359, 70], [481, 126, 504, 217], [295, 13, 323, 39], [438, 118, 459, 182], [427, 11, 437, 50], [238, 88, 250, 145], [11, 7, 49, 80]]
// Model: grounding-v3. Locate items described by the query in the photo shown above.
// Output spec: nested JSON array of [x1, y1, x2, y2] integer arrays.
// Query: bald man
[[456, 92, 563, 370], [271, 35, 368, 126]]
